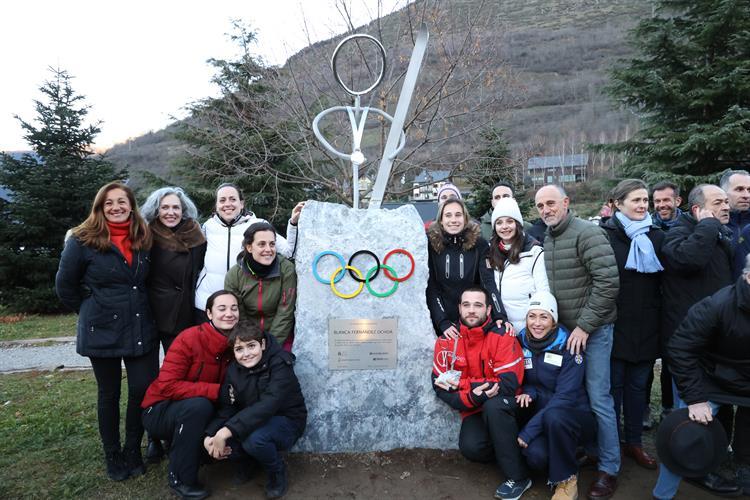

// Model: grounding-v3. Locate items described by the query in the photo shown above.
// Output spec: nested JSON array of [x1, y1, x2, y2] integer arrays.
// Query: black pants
[[521, 407, 597, 483], [194, 308, 209, 326], [459, 396, 527, 481], [159, 330, 178, 354], [142, 398, 215, 485], [89, 349, 159, 452]]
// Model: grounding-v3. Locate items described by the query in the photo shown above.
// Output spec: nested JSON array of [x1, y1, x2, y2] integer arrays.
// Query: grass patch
[[0, 371, 168, 499], [0, 314, 77, 341]]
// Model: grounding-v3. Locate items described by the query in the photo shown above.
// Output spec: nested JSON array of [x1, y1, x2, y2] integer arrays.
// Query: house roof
[[527, 154, 589, 170]]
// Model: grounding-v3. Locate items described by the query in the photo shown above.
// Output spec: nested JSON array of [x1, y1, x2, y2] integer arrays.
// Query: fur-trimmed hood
[[427, 220, 482, 254]]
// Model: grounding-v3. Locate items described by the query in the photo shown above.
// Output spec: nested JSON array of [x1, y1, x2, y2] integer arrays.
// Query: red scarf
[[107, 220, 133, 266], [498, 240, 511, 253]]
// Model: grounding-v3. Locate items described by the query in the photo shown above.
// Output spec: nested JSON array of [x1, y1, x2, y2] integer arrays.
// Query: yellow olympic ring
[[330, 265, 365, 299]]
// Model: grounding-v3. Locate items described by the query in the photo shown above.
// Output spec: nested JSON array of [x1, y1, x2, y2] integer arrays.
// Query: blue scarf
[[615, 212, 664, 273]]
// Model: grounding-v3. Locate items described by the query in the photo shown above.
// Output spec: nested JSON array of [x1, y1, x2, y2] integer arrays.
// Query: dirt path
[[195, 448, 716, 499]]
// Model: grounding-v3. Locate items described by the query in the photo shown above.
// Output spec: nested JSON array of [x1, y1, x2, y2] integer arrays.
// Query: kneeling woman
[[141, 290, 239, 499], [204, 320, 307, 499], [516, 291, 597, 499]]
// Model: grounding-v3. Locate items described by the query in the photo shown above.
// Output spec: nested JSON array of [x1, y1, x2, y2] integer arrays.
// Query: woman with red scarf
[[56, 182, 158, 482]]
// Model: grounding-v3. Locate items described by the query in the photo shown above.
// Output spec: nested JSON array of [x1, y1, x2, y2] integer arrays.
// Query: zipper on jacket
[[445, 254, 450, 279], [257, 279, 264, 331], [226, 225, 232, 271], [459, 254, 465, 278], [194, 362, 204, 382]]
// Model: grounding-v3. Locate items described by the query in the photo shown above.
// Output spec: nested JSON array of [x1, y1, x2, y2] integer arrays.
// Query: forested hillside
[[107, 0, 650, 191]]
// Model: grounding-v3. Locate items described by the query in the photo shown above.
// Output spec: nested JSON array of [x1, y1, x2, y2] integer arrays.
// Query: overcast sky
[[0, 0, 406, 152]]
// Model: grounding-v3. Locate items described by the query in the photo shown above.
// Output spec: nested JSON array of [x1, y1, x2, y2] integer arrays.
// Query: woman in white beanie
[[515, 291, 596, 500], [479, 197, 550, 334]]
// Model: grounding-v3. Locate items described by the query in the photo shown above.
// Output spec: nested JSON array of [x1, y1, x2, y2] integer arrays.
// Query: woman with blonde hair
[[56, 181, 158, 481]]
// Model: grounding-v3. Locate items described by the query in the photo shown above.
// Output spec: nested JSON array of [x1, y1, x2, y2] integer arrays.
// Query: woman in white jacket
[[479, 197, 549, 333], [194, 183, 302, 321]]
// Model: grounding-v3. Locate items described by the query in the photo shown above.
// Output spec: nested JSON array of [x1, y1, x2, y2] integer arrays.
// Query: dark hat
[[656, 407, 728, 478]]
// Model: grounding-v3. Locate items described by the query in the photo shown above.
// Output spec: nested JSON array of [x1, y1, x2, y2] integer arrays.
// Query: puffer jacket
[[224, 255, 297, 346], [141, 322, 233, 408], [55, 237, 157, 358], [601, 216, 664, 362], [426, 222, 503, 333], [431, 316, 524, 419], [517, 325, 590, 445], [669, 276, 750, 406], [661, 213, 733, 343], [205, 332, 307, 440], [479, 234, 549, 333], [543, 211, 619, 333], [195, 212, 297, 311]]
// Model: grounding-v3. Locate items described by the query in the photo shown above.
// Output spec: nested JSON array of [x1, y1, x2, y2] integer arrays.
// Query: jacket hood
[[428, 220, 481, 254]]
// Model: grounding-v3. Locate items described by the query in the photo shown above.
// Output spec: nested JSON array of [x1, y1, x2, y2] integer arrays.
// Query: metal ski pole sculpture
[[312, 24, 429, 209]]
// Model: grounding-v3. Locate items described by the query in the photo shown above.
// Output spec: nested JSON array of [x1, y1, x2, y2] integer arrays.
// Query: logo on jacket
[[574, 354, 583, 365], [228, 384, 236, 405]]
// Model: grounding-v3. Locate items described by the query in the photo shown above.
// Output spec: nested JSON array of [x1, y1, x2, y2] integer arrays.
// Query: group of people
[[56, 182, 305, 499], [54, 170, 750, 500], [426, 173, 750, 500]]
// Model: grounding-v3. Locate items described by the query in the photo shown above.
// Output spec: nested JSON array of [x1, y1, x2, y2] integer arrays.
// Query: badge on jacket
[[543, 352, 562, 367], [228, 384, 236, 405]]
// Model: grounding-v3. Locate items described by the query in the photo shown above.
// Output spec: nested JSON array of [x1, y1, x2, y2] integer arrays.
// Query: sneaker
[[552, 475, 578, 500], [494, 478, 532, 500], [265, 460, 288, 499]]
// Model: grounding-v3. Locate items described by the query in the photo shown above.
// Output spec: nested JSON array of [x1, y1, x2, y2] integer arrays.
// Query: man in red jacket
[[432, 286, 529, 500]]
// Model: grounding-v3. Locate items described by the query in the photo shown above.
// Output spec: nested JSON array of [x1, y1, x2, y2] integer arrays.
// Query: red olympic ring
[[382, 248, 415, 282]]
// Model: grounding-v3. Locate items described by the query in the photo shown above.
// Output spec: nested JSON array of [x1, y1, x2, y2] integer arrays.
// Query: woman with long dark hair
[[601, 178, 664, 470], [480, 198, 549, 333], [426, 198, 507, 338], [56, 181, 158, 481], [224, 222, 297, 350]]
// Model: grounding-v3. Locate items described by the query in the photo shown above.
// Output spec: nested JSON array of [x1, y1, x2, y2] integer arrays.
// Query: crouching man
[[432, 286, 529, 500]]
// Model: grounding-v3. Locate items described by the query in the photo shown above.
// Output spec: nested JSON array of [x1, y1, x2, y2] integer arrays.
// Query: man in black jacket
[[652, 256, 750, 499]]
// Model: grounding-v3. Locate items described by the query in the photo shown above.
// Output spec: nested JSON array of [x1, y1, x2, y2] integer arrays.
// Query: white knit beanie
[[437, 183, 462, 200], [491, 198, 524, 227], [527, 291, 558, 323]]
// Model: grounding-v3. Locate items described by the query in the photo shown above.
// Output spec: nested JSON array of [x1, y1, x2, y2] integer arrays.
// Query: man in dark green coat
[[534, 184, 620, 500]]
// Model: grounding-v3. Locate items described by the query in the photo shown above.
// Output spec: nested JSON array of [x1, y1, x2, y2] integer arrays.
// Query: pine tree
[[172, 22, 307, 230], [604, 0, 750, 185], [0, 67, 124, 313], [464, 127, 514, 218]]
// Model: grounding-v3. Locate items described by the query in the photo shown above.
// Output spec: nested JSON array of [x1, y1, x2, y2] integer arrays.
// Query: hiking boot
[[169, 471, 210, 499], [123, 445, 146, 478], [145, 437, 164, 464], [552, 475, 578, 500], [265, 460, 288, 499], [494, 477, 532, 500], [104, 447, 128, 482]]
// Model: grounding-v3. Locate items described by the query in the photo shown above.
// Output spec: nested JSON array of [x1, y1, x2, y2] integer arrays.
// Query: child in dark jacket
[[203, 320, 307, 499]]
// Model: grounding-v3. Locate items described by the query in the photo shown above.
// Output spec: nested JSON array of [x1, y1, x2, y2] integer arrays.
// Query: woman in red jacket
[[142, 290, 238, 500]]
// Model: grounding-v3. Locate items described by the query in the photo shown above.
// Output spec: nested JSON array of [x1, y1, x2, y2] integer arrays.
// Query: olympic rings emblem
[[312, 249, 415, 299]]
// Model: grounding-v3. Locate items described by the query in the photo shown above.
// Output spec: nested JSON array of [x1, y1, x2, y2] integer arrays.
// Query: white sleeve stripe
[[493, 356, 523, 372]]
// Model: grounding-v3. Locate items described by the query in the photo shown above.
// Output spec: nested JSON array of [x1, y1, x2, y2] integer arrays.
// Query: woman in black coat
[[426, 198, 503, 338], [601, 178, 665, 470], [55, 181, 158, 481], [141, 187, 207, 353]]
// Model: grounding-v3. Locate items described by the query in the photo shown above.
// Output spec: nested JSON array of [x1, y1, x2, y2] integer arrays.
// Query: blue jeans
[[228, 416, 302, 473], [584, 323, 621, 475], [611, 359, 653, 445], [652, 399, 721, 499]]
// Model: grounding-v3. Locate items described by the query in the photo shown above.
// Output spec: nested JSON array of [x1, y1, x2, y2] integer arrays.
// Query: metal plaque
[[328, 318, 397, 370]]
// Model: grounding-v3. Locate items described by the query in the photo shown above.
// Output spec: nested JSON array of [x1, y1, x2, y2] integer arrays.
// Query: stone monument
[[292, 200, 460, 452]]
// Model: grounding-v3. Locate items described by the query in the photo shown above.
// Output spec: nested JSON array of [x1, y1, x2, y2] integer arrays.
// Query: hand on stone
[[443, 325, 460, 339], [290, 201, 305, 225], [567, 327, 589, 355], [517, 437, 528, 448], [516, 394, 532, 408], [688, 402, 713, 425]]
